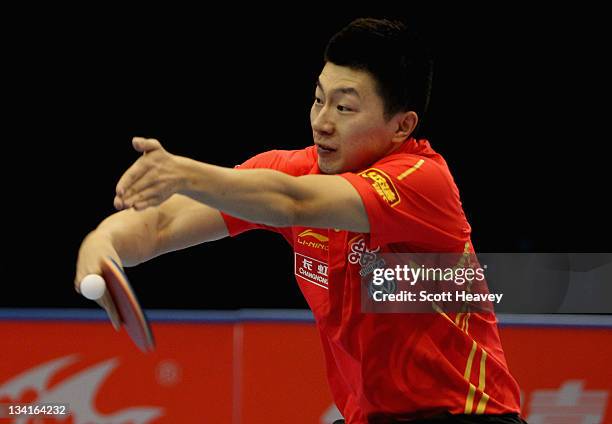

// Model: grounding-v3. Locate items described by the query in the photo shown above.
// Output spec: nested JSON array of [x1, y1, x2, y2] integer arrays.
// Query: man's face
[[310, 62, 399, 174]]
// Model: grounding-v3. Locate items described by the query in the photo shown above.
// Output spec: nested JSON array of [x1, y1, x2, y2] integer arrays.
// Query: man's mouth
[[316, 143, 337, 154]]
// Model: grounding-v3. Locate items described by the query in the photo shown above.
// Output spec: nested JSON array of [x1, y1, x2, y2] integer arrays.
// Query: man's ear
[[392, 111, 418, 143]]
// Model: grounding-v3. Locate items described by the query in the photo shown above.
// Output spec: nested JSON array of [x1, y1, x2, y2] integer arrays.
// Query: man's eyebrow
[[316, 79, 361, 99]]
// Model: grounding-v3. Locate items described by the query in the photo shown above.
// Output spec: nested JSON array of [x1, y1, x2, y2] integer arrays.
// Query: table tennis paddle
[[98, 257, 155, 352]]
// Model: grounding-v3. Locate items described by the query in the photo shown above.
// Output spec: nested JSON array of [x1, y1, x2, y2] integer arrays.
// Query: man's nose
[[311, 107, 334, 135]]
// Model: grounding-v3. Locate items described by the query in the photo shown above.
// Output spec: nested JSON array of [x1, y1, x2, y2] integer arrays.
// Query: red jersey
[[221, 139, 521, 423]]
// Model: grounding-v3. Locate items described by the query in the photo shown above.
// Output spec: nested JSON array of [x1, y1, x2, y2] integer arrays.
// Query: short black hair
[[324, 18, 433, 126]]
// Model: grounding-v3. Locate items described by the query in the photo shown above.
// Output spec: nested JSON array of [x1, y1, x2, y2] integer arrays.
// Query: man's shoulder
[[368, 150, 452, 185], [364, 139, 449, 175], [238, 146, 317, 176], [351, 142, 460, 209]]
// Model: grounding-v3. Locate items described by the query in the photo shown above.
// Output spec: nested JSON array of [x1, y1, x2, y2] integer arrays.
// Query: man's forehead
[[318, 63, 373, 93]]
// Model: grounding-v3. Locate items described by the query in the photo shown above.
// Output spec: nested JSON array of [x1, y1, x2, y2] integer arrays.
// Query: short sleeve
[[340, 157, 471, 250], [220, 148, 316, 236]]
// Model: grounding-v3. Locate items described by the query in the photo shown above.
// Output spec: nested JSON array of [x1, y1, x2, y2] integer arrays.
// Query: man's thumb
[[132, 137, 162, 153]]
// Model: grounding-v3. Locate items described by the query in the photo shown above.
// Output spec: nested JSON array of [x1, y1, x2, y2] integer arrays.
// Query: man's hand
[[114, 137, 188, 211], [75, 231, 123, 330]]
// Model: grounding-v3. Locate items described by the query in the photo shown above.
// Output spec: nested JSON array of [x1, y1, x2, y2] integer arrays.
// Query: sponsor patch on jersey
[[295, 253, 329, 290], [359, 168, 400, 207], [297, 229, 329, 251]]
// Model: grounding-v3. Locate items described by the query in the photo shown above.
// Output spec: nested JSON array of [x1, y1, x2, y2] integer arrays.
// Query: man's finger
[[126, 186, 163, 210], [133, 195, 163, 211], [133, 137, 163, 154], [122, 173, 161, 206], [115, 160, 151, 203], [122, 180, 161, 207]]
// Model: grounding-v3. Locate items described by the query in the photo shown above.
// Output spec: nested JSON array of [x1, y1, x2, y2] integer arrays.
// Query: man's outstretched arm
[[116, 137, 370, 233], [76, 194, 228, 326]]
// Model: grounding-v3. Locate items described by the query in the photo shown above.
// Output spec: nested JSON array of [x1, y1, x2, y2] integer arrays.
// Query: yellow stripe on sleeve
[[398, 159, 425, 180]]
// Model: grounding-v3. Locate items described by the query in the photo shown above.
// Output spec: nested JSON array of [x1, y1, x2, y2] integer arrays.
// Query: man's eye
[[314, 97, 323, 104], [337, 105, 352, 112]]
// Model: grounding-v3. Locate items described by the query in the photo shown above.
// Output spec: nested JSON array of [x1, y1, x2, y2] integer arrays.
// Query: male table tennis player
[[76, 18, 525, 424]]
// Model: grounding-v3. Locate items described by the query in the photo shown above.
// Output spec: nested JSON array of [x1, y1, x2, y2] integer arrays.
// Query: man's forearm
[[93, 207, 160, 266], [180, 159, 298, 227]]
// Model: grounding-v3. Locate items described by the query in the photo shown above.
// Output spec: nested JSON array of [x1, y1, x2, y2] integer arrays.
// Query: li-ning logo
[[359, 168, 400, 207], [297, 229, 329, 251], [0, 355, 163, 422]]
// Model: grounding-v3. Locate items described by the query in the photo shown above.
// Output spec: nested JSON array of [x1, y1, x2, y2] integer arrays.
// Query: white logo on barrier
[[527, 380, 608, 424], [0, 355, 163, 423]]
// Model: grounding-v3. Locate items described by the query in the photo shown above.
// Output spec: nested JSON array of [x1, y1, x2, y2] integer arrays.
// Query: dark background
[[2, 7, 609, 310]]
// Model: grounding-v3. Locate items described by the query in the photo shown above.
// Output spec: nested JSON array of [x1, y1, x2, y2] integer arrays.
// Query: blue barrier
[[0, 309, 610, 328]]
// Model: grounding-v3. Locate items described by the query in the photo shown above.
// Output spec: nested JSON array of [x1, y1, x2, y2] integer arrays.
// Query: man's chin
[[318, 159, 341, 175]]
